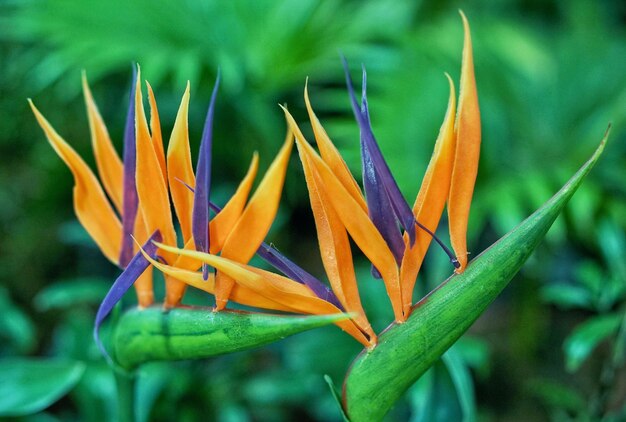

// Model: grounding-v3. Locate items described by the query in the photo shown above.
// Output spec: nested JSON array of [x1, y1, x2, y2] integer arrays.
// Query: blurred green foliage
[[0, 0, 625, 420]]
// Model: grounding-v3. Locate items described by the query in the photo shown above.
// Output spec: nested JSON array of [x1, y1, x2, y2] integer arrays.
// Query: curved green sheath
[[343, 139, 607, 422], [113, 307, 347, 370]]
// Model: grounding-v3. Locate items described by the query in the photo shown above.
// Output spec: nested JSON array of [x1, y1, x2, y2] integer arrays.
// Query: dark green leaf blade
[[343, 138, 607, 422], [442, 348, 477, 422], [113, 307, 348, 370], [324, 375, 350, 422], [0, 358, 85, 416], [563, 313, 623, 372]]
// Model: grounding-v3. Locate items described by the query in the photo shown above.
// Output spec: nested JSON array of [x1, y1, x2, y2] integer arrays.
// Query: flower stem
[[114, 369, 135, 422]]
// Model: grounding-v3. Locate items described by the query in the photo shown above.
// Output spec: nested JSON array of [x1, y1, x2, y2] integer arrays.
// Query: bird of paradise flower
[[29, 65, 336, 354], [28, 12, 607, 421], [144, 13, 479, 349]]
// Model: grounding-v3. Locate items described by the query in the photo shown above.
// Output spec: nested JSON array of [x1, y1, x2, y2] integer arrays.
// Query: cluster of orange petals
[[30, 68, 294, 310], [275, 13, 479, 344], [32, 14, 479, 349]]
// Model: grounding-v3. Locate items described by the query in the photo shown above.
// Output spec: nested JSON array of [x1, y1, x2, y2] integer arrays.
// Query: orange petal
[[172, 237, 200, 267], [134, 267, 154, 308], [209, 152, 259, 253], [134, 71, 178, 254], [167, 82, 195, 242], [134, 71, 183, 305], [400, 74, 456, 315], [146, 81, 167, 185], [286, 109, 404, 321], [82, 73, 124, 213], [299, 142, 375, 340], [214, 130, 294, 310], [30, 100, 122, 264], [139, 248, 293, 312], [448, 12, 481, 273], [304, 83, 367, 211], [155, 242, 370, 346], [132, 209, 154, 307]]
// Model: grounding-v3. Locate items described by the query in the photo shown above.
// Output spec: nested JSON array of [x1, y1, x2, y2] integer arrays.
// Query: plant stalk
[[114, 369, 135, 422]]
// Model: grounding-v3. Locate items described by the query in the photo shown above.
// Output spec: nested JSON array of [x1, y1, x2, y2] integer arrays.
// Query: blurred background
[[1, 0, 625, 420]]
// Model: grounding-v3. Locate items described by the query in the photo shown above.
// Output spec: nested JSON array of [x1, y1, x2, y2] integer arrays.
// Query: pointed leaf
[[442, 348, 477, 422], [343, 138, 606, 422], [563, 313, 623, 372], [0, 358, 85, 417], [113, 307, 349, 370], [324, 375, 350, 422]]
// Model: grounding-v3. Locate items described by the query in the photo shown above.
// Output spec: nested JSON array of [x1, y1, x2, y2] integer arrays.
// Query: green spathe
[[343, 137, 607, 422], [114, 307, 347, 370]]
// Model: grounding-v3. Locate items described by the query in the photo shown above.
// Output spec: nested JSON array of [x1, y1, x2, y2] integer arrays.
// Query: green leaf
[[563, 313, 623, 372], [324, 375, 350, 422], [343, 138, 607, 422], [135, 363, 171, 422], [540, 284, 593, 310], [442, 348, 476, 422], [0, 287, 36, 354], [0, 358, 85, 416], [34, 277, 111, 311], [526, 378, 586, 414], [409, 361, 462, 422], [113, 307, 349, 370]]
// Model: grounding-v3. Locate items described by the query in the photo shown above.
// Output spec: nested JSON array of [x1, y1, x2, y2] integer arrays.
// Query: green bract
[[343, 138, 607, 421], [113, 307, 347, 370]]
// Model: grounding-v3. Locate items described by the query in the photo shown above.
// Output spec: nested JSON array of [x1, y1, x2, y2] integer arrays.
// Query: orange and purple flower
[[143, 13, 480, 347]]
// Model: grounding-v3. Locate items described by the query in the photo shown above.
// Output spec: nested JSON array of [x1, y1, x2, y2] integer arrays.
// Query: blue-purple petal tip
[[119, 66, 140, 268], [192, 72, 220, 280], [94, 230, 162, 364], [342, 58, 416, 258]]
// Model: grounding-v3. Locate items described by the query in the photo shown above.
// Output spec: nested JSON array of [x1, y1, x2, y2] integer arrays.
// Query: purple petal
[[208, 201, 342, 309], [119, 67, 139, 268], [257, 243, 344, 310], [362, 142, 405, 267], [192, 72, 220, 280], [94, 230, 162, 363], [341, 58, 417, 247]]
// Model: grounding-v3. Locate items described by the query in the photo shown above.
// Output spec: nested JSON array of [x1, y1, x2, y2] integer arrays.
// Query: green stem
[[114, 369, 135, 422]]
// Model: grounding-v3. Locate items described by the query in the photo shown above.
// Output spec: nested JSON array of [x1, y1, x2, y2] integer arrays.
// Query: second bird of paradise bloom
[[144, 12, 480, 348], [29, 65, 307, 322]]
